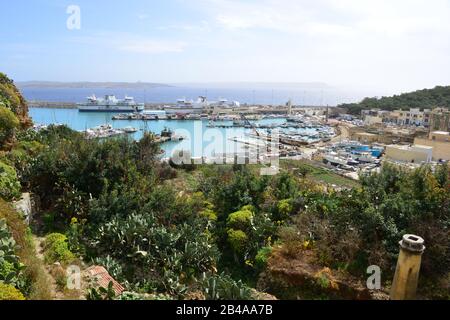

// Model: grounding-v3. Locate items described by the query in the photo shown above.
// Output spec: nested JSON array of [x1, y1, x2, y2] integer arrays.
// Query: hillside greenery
[[339, 85, 450, 115], [6, 124, 447, 299], [0, 73, 32, 129]]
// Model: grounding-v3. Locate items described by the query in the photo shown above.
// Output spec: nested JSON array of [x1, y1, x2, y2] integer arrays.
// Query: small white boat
[[122, 126, 138, 133]]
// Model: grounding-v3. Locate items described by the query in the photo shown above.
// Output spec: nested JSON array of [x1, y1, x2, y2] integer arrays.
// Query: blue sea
[[20, 85, 383, 106]]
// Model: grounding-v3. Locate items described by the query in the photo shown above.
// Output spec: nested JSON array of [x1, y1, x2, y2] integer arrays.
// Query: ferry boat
[[163, 97, 241, 115], [210, 98, 241, 109], [163, 97, 208, 115], [78, 95, 145, 112]]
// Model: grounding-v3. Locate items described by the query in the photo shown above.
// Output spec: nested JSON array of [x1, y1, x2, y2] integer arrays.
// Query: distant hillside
[[339, 86, 450, 115], [17, 81, 171, 90], [0, 73, 32, 128]]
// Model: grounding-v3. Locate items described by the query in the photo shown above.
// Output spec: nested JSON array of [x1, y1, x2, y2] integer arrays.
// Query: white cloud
[[184, 0, 450, 89], [202, 0, 450, 37]]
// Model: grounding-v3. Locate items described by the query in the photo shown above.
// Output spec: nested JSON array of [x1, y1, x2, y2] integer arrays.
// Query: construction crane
[[239, 114, 281, 175], [240, 113, 262, 137], [240, 113, 272, 152]]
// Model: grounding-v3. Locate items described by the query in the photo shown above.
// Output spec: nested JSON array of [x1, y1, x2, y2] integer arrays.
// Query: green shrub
[[201, 273, 254, 300], [42, 212, 56, 233], [7, 140, 44, 179], [43, 233, 75, 265], [0, 161, 21, 201], [0, 219, 25, 288], [0, 261, 15, 279], [273, 199, 294, 223], [255, 247, 272, 270], [200, 208, 218, 221], [241, 205, 255, 213], [0, 106, 19, 146], [0, 282, 26, 300], [0, 200, 52, 299], [86, 281, 116, 300], [227, 209, 253, 231], [227, 229, 248, 254], [43, 233, 67, 249]]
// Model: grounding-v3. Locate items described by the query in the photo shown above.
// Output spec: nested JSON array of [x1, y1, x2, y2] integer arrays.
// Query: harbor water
[[30, 108, 326, 158]]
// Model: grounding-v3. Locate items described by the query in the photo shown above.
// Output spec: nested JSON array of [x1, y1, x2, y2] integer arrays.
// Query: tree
[[0, 73, 32, 128], [339, 86, 450, 115], [0, 106, 19, 147], [0, 161, 21, 201]]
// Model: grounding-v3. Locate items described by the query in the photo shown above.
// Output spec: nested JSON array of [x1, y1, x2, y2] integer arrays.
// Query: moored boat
[[78, 95, 144, 112]]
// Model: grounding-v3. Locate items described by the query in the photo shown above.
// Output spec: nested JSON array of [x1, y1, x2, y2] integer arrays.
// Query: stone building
[[385, 145, 433, 164], [429, 108, 450, 132], [414, 131, 450, 161]]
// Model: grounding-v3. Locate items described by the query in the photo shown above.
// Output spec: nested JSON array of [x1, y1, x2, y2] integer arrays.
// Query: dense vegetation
[[3, 125, 447, 299], [0, 73, 32, 129], [278, 165, 449, 276], [11, 126, 265, 299], [339, 86, 450, 115], [0, 199, 51, 300]]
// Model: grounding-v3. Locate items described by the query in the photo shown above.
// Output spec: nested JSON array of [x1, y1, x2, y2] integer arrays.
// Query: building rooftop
[[84, 266, 125, 296], [388, 144, 433, 151], [356, 132, 377, 136], [413, 145, 434, 150]]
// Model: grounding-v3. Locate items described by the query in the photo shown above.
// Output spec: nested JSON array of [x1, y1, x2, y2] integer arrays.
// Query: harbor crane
[[239, 114, 280, 175], [239, 113, 273, 152], [240, 113, 262, 137]]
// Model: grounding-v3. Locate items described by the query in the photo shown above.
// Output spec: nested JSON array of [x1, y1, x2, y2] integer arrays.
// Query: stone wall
[[414, 138, 450, 161]]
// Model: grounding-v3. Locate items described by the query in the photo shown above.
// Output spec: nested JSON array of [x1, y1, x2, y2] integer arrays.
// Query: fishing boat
[[161, 127, 185, 141], [84, 124, 125, 139]]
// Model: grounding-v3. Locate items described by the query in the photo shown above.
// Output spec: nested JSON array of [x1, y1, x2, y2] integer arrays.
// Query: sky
[[1, 0, 450, 92]]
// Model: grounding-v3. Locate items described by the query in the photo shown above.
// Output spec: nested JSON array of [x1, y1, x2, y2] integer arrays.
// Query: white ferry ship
[[78, 95, 145, 112], [163, 96, 240, 115], [163, 96, 208, 115]]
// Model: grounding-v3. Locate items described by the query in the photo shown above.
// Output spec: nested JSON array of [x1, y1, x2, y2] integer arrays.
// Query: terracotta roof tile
[[85, 266, 125, 296]]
